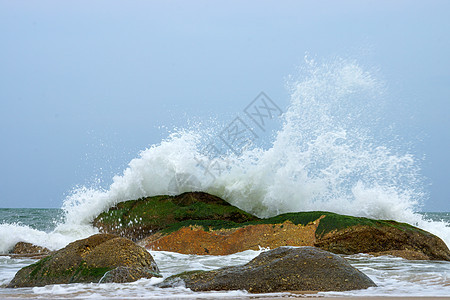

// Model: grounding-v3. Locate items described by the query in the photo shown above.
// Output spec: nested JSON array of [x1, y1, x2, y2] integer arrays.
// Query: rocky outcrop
[[159, 246, 376, 292], [11, 242, 50, 255], [7, 242, 51, 259], [93, 192, 258, 241], [141, 219, 322, 255], [8, 234, 160, 288], [93, 192, 450, 261], [315, 222, 450, 261]]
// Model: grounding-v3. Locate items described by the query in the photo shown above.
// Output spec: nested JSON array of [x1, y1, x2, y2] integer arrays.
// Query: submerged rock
[[159, 246, 377, 292], [94, 192, 450, 261], [7, 234, 160, 288]]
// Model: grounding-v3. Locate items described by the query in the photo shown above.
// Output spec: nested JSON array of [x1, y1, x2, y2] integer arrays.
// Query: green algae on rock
[[93, 192, 258, 241], [159, 246, 377, 292], [93, 192, 450, 260], [7, 234, 161, 288]]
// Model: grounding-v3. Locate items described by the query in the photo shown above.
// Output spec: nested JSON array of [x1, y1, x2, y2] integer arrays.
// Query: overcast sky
[[0, 0, 449, 211]]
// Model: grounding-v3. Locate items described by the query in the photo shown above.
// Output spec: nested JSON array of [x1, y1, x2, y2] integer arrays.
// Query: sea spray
[[60, 57, 447, 245], [1, 57, 449, 253], [0, 222, 97, 253]]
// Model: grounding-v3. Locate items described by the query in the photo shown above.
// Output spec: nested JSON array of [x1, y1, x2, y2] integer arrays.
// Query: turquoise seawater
[[0, 208, 63, 232]]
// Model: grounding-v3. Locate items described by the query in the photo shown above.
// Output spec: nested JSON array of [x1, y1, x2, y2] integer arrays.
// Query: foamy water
[[1, 58, 449, 251], [1, 57, 450, 297], [1, 250, 450, 298], [5, 57, 445, 251]]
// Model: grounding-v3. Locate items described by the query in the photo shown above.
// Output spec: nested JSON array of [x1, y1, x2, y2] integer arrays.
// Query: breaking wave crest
[[1, 57, 449, 253]]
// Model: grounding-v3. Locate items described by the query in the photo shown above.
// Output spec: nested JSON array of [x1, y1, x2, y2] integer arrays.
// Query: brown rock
[[93, 192, 450, 261], [159, 246, 376, 292], [6, 242, 52, 259], [315, 224, 450, 261], [93, 192, 258, 241], [11, 242, 50, 255], [8, 234, 160, 288], [142, 219, 321, 255]]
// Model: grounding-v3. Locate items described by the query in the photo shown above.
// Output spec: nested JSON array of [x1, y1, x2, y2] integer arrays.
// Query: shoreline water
[[1, 212, 450, 298]]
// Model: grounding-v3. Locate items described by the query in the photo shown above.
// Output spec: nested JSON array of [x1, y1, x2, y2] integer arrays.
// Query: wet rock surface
[[159, 246, 377, 293], [93, 192, 258, 241], [8, 234, 160, 288], [11, 242, 50, 255], [315, 224, 450, 261], [4, 242, 52, 259], [94, 192, 450, 261], [141, 220, 321, 255]]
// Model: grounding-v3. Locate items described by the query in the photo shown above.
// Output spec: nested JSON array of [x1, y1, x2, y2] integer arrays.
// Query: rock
[[94, 192, 450, 261], [141, 219, 322, 255], [11, 242, 50, 255], [159, 246, 376, 293], [6, 242, 51, 259], [7, 234, 160, 288], [140, 210, 450, 260], [315, 223, 450, 261], [93, 192, 258, 241]]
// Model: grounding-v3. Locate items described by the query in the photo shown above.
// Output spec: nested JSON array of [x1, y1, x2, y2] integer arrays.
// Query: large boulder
[[159, 246, 376, 292], [93, 192, 258, 241], [8, 242, 51, 259], [141, 219, 321, 255], [315, 222, 450, 261], [94, 192, 450, 261], [8, 234, 160, 288]]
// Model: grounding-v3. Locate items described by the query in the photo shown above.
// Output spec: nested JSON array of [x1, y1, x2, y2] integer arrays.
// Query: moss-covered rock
[[93, 192, 450, 261], [7, 234, 161, 288], [159, 246, 376, 292], [93, 192, 258, 241]]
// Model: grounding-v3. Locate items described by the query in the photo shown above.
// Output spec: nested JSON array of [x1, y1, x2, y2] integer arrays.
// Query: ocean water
[[0, 210, 450, 298], [1, 58, 450, 297]]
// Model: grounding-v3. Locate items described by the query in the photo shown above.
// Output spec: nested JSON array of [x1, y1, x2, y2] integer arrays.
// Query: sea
[[1, 58, 450, 298]]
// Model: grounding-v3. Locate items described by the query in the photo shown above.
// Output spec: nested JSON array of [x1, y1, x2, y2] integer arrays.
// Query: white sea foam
[[1, 251, 449, 298], [1, 57, 449, 254], [324, 254, 450, 297], [150, 249, 264, 276], [0, 222, 97, 253], [58, 57, 449, 246]]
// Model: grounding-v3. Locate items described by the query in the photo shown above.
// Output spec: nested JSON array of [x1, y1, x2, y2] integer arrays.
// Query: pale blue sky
[[0, 0, 449, 210]]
